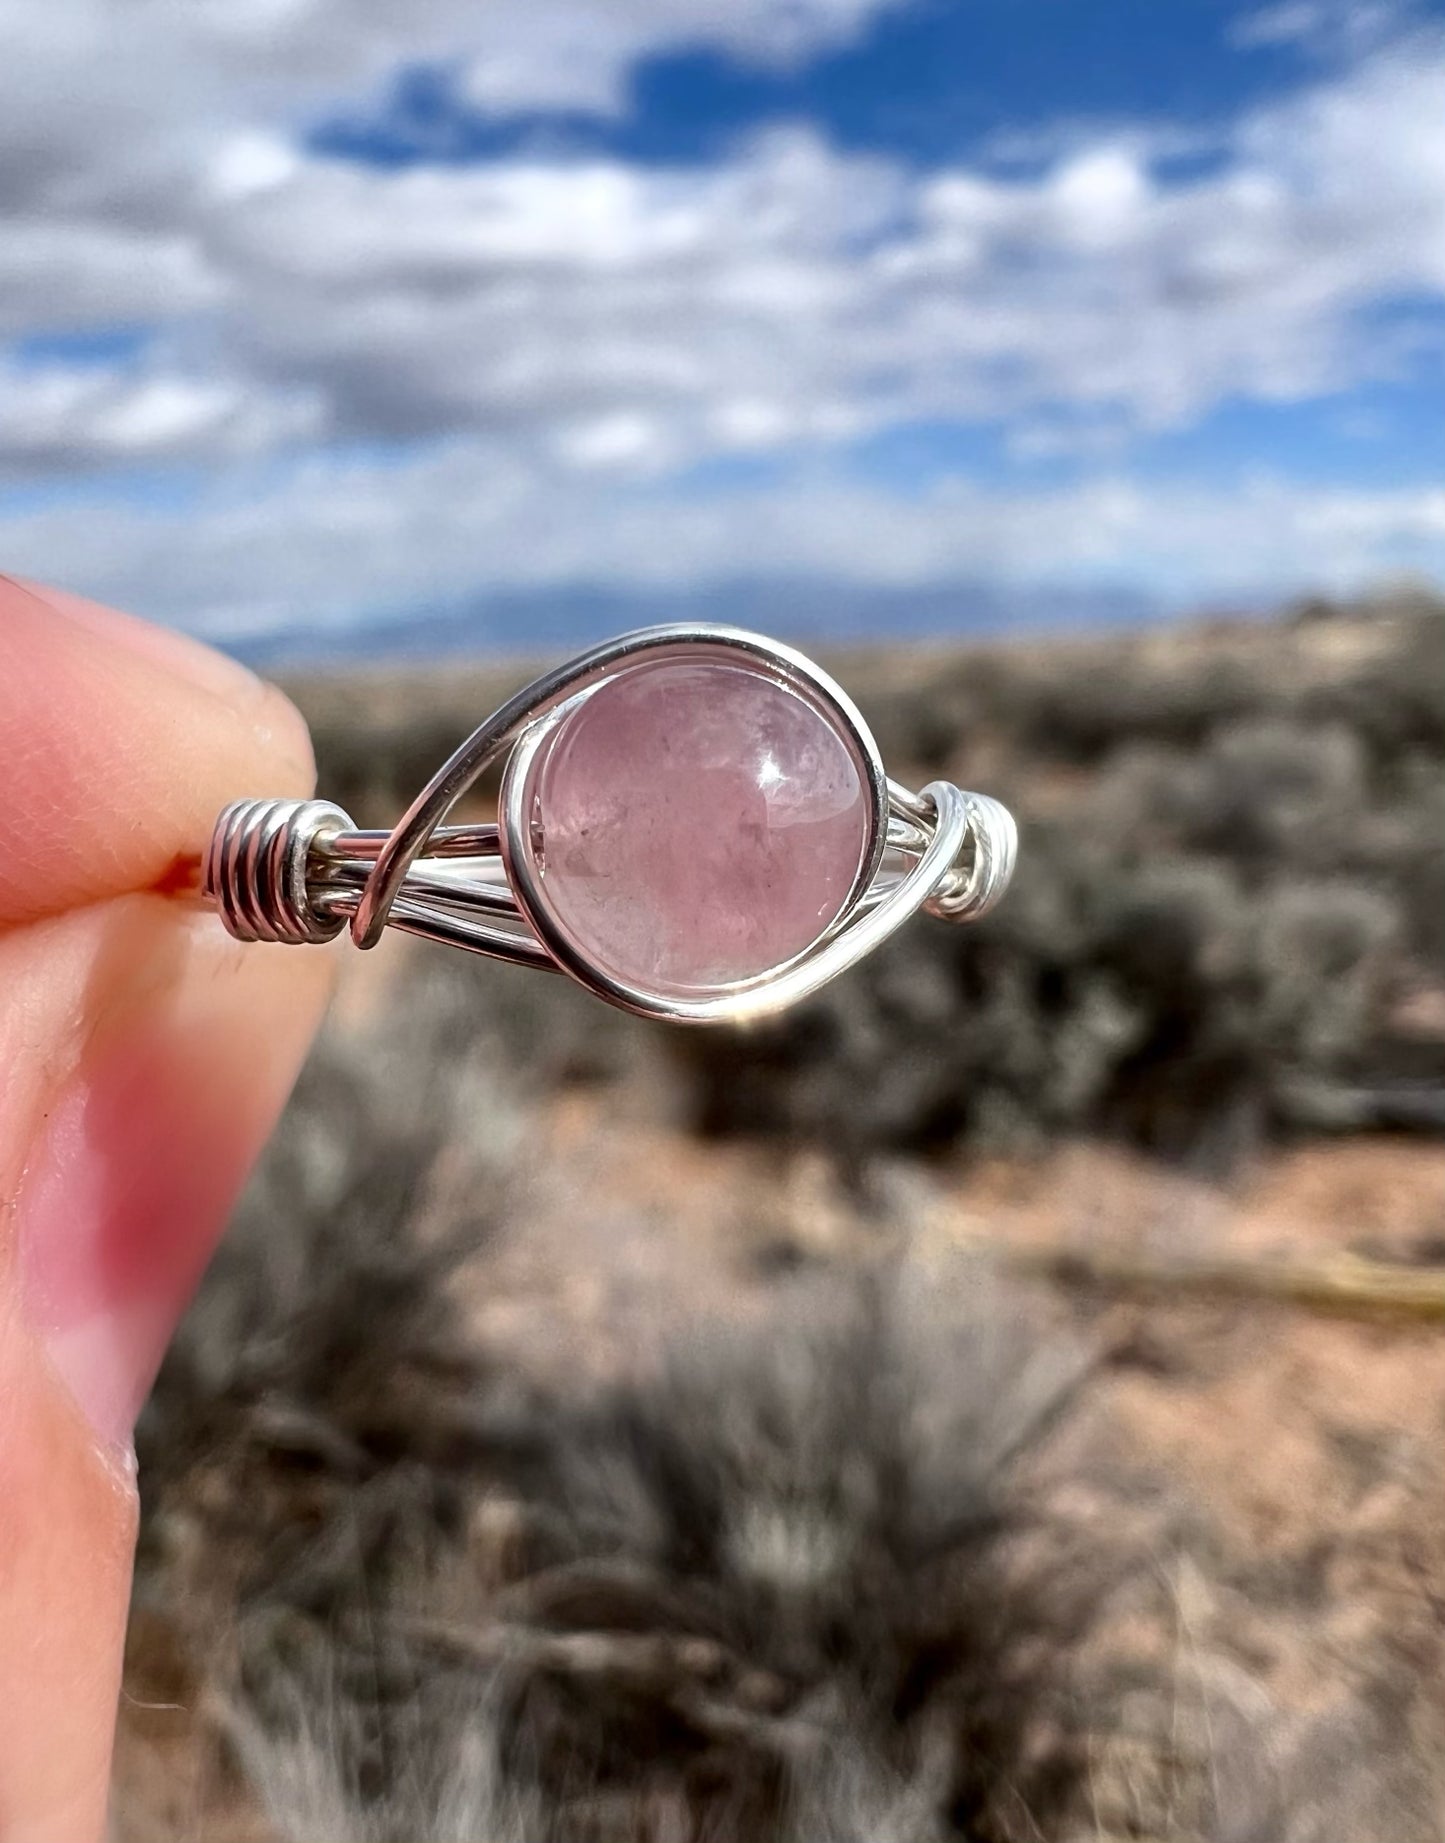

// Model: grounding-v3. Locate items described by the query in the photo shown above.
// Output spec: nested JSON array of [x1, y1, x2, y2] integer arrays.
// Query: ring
[[204, 624, 1017, 1025]]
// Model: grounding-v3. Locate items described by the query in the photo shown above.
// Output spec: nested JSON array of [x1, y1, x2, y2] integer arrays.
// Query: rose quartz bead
[[523, 658, 874, 995]]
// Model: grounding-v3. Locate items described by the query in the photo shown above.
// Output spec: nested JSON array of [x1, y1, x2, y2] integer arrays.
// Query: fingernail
[[4, 574, 266, 711]]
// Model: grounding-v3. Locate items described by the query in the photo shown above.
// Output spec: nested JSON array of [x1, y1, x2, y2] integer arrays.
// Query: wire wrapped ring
[[204, 624, 1017, 1025]]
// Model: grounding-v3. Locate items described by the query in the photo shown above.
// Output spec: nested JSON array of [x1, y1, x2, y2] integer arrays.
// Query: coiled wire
[[204, 797, 353, 945], [201, 624, 1019, 1023]]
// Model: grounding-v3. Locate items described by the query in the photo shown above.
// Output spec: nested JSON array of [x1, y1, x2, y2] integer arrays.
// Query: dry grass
[[115, 599, 1445, 1840]]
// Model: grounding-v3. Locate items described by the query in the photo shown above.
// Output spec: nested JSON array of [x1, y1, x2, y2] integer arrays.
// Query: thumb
[[0, 580, 332, 1840]]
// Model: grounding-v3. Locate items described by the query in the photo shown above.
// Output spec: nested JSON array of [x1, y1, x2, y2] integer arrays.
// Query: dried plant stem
[[949, 1234, 1445, 1323]]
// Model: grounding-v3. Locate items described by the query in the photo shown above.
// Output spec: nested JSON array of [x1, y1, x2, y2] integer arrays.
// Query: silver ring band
[[203, 623, 1018, 1025]]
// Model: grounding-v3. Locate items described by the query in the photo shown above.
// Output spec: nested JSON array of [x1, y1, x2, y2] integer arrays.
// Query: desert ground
[[117, 595, 1445, 1841]]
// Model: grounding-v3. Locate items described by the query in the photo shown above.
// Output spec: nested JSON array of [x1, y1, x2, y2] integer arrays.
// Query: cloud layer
[[2, 1, 1444, 641], [4, 442, 1442, 646]]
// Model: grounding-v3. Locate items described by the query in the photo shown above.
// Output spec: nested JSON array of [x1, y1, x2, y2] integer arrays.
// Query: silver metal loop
[[203, 625, 1018, 1023], [204, 798, 353, 945], [926, 792, 1019, 922]]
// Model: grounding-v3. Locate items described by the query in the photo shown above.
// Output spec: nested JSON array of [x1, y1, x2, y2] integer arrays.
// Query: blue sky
[[315, 0, 1309, 168], [2, 0, 1443, 656]]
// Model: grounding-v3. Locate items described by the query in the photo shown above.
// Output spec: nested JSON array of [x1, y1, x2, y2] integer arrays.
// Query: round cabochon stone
[[521, 656, 875, 997]]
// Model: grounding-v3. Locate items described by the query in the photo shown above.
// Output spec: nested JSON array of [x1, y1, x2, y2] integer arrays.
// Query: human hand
[[0, 578, 332, 1841]]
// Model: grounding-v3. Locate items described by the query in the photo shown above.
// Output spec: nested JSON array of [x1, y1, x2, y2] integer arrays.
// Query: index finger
[[0, 577, 315, 930]]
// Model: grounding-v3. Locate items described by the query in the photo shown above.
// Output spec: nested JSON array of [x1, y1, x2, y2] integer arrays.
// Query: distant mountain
[[230, 576, 1164, 669]]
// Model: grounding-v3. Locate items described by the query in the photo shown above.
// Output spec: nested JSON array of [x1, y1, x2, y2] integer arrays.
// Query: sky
[[2, 0, 1444, 657]]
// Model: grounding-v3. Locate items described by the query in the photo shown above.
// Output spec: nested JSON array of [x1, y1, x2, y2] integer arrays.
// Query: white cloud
[[4, 29, 1445, 481], [0, 367, 315, 475], [452, 0, 901, 114], [3, 442, 1442, 645], [1, 0, 1444, 630], [0, 222, 220, 340], [1230, 0, 1410, 55], [0, 0, 901, 191], [0, 0, 903, 374]]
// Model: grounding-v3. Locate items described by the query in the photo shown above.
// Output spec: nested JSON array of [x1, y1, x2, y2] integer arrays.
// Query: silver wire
[[203, 624, 1018, 1023]]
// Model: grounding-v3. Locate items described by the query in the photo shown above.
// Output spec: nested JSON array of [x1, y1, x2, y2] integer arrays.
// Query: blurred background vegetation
[[115, 593, 1445, 1842], [294, 586, 1445, 1167]]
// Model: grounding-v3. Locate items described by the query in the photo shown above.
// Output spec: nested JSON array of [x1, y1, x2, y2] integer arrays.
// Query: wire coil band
[[204, 624, 1017, 1024]]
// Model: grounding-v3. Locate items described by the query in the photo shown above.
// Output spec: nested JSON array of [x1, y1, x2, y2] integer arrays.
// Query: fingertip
[[0, 578, 317, 923], [3, 576, 264, 709], [4, 577, 316, 787], [252, 677, 318, 793]]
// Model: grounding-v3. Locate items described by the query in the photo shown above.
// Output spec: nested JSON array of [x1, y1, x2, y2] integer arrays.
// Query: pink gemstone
[[521, 657, 875, 996]]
